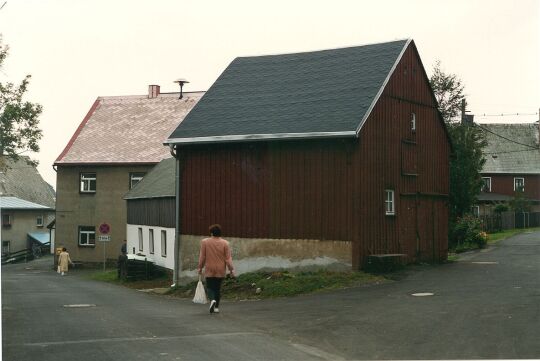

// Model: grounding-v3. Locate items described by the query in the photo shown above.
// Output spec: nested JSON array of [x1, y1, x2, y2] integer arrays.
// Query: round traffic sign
[[99, 223, 111, 234]]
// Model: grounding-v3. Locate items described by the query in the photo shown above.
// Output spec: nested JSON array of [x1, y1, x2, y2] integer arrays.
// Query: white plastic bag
[[192, 276, 208, 304]]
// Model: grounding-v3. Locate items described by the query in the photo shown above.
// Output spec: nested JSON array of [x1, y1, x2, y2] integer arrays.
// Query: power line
[[474, 123, 540, 150], [474, 112, 538, 117], [484, 148, 539, 155]]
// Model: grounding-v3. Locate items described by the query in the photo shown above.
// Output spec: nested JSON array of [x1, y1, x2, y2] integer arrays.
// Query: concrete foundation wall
[[178, 235, 352, 279]]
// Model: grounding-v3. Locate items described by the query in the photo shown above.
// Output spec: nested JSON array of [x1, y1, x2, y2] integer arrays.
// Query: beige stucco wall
[[178, 234, 352, 279], [55, 165, 153, 263], [1, 210, 55, 253]]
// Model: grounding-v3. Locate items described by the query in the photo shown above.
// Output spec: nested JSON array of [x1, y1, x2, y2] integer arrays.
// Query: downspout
[[170, 144, 182, 287]]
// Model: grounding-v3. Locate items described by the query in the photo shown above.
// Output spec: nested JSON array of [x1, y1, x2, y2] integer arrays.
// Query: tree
[[430, 60, 465, 123], [0, 36, 43, 168], [429, 61, 487, 243]]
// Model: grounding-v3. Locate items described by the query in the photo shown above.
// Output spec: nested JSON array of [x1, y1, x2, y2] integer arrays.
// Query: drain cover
[[63, 304, 96, 308], [471, 261, 498, 265], [411, 292, 434, 297]]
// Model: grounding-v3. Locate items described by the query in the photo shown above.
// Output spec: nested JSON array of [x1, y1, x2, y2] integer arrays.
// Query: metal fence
[[480, 212, 540, 232]]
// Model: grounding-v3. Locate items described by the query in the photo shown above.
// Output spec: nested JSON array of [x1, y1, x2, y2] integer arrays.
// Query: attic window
[[36, 215, 44, 227], [411, 113, 416, 131], [481, 177, 491, 192], [130, 172, 146, 189]]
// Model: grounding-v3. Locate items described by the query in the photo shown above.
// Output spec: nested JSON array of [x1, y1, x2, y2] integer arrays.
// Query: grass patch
[[488, 227, 540, 243], [86, 269, 172, 290], [449, 227, 540, 255], [168, 270, 386, 300]]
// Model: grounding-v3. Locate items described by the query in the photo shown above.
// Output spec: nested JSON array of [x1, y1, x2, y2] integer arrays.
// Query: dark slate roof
[[476, 192, 514, 202], [166, 39, 411, 144], [124, 157, 175, 200], [479, 123, 540, 174], [0, 157, 56, 208]]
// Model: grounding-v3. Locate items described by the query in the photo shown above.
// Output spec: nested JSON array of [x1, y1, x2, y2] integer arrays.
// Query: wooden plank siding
[[482, 173, 540, 200], [178, 42, 450, 269], [127, 198, 175, 228]]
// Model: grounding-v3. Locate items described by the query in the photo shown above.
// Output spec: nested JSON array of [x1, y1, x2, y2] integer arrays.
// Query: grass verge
[[448, 227, 540, 256], [169, 270, 386, 300], [87, 269, 386, 300]]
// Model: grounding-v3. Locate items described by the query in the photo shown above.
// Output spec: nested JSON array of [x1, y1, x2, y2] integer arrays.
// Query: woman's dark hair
[[209, 224, 222, 237], [62, 247, 67, 251]]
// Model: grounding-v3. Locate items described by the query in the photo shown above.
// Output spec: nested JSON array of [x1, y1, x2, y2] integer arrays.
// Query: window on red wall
[[514, 177, 525, 192], [481, 177, 491, 192]]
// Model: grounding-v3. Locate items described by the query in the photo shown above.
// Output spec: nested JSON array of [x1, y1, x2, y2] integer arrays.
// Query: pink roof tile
[[55, 92, 204, 165]]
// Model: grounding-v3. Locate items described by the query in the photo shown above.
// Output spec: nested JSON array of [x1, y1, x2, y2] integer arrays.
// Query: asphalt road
[[3, 230, 540, 360]]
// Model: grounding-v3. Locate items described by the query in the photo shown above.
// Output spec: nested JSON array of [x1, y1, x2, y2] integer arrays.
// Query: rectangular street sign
[[98, 235, 111, 242]]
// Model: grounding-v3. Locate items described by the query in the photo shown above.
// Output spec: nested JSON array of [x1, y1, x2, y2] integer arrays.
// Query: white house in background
[[123, 157, 176, 270]]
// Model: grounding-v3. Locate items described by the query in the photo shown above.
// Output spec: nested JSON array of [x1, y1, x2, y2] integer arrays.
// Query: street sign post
[[98, 223, 111, 271]]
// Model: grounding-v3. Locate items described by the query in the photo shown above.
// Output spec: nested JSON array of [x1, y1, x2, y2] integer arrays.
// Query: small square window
[[36, 215, 44, 227], [130, 172, 146, 189], [2, 214, 12, 227], [149, 229, 154, 254], [481, 177, 491, 192], [161, 230, 167, 257], [80, 173, 96, 193], [411, 113, 416, 131], [385, 190, 395, 216], [78, 226, 96, 246], [514, 177, 525, 192]]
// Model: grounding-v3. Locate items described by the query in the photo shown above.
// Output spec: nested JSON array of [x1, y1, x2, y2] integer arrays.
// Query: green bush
[[450, 214, 487, 250]]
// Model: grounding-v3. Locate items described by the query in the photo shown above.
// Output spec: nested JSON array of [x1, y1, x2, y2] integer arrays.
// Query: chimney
[[148, 85, 160, 99]]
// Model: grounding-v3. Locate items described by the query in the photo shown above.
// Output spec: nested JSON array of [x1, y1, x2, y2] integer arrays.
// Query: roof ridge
[[235, 38, 410, 59], [97, 91, 206, 100]]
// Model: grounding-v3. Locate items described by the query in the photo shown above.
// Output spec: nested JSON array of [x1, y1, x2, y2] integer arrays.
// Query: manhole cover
[[411, 292, 434, 297], [63, 304, 96, 308], [471, 261, 498, 265]]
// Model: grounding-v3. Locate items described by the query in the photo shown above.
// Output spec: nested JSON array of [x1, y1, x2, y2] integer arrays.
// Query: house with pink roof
[[54, 85, 203, 265]]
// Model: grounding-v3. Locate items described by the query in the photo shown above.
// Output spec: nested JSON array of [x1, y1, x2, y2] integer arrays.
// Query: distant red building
[[166, 39, 451, 271], [476, 122, 540, 216]]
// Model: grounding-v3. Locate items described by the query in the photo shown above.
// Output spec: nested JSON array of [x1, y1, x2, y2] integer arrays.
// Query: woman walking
[[58, 247, 73, 276], [197, 224, 235, 314]]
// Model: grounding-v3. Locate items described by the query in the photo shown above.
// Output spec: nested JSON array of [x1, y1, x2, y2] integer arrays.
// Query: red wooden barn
[[166, 39, 450, 272]]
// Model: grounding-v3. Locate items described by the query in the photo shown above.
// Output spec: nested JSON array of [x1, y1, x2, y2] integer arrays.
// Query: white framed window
[[2, 240, 10, 255], [78, 226, 96, 246], [161, 230, 167, 257], [385, 189, 395, 215], [471, 206, 480, 217], [36, 215, 44, 227], [138, 227, 143, 251], [514, 177, 525, 192], [80, 173, 96, 193], [149, 229, 154, 254], [481, 177, 491, 192], [411, 112, 416, 131], [130, 172, 146, 189], [2, 214, 12, 227]]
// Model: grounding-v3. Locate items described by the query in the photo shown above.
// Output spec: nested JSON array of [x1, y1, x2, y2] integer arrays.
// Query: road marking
[[411, 293, 434, 297], [63, 304, 96, 308], [292, 343, 345, 360], [18, 332, 265, 347]]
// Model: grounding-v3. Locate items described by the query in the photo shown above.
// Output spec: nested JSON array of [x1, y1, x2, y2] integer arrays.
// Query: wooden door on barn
[[398, 195, 417, 261], [416, 198, 435, 262]]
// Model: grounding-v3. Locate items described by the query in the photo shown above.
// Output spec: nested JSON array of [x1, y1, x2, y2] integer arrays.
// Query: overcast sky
[[1, 0, 539, 188]]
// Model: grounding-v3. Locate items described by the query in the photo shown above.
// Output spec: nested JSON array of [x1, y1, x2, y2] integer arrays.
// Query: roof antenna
[[173, 78, 189, 99]]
